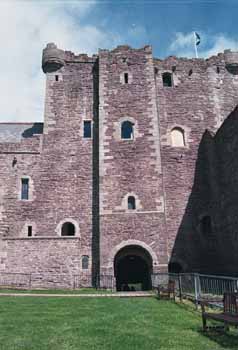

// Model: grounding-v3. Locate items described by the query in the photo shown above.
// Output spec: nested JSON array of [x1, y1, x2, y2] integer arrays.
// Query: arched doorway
[[114, 245, 152, 291]]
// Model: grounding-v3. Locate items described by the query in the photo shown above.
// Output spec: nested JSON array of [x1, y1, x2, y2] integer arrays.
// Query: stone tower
[[98, 46, 168, 289], [1, 43, 238, 289]]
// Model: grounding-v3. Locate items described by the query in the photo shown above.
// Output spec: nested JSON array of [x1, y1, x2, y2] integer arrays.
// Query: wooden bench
[[157, 280, 175, 301], [201, 292, 238, 332]]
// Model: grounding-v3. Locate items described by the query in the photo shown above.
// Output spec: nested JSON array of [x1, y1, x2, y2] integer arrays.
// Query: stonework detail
[[0, 43, 238, 288]]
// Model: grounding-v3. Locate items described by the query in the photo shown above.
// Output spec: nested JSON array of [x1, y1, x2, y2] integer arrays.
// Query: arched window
[[162, 72, 173, 87], [201, 216, 212, 235], [121, 121, 134, 139], [171, 127, 185, 147], [61, 222, 75, 236], [128, 196, 136, 210], [82, 255, 89, 270]]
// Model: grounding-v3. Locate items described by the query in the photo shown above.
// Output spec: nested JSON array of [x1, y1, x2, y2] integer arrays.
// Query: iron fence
[[0, 272, 237, 298], [152, 272, 238, 306], [0, 272, 31, 289]]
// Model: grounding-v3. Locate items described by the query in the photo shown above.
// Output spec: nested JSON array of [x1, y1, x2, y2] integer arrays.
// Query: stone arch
[[56, 218, 80, 237], [113, 116, 140, 141], [108, 239, 159, 269], [171, 127, 186, 147], [113, 243, 155, 291]]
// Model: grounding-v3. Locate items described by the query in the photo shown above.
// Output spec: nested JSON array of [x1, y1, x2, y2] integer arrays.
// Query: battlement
[[42, 43, 97, 73]]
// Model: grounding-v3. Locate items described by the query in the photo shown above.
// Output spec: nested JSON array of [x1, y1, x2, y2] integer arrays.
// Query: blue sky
[[1, 0, 238, 122]]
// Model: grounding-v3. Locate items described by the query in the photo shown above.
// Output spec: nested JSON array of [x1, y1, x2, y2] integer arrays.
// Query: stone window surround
[[163, 124, 190, 148], [81, 255, 90, 270], [120, 71, 132, 84], [171, 126, 186, 147], [162, 71, 173, 87], [115, 192, 142, 212], [114, 116, 140, 142], [56, 218, 80, 237], [81, 119, 93, 139], [21, 221, 36, 238], [47, 72, 63, 82], [80, 253, 91, 272], [18, 175, 34, 201]]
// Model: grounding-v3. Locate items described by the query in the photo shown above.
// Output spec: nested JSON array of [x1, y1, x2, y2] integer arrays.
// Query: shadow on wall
[[170, 106, 238, 276], [22, 123, 44, 138]]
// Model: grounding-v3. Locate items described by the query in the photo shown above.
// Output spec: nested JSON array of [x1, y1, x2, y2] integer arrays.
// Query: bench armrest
[[200, 299, 222, 313]]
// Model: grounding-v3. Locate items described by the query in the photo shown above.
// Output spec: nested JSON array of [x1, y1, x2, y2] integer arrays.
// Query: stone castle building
[[0, 43, 238, 289]]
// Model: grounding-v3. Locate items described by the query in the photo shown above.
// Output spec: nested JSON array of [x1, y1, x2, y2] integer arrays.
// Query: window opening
[[171, 128, 185, 147], [201, 216, 212, 235], [61, 222, 75, 236], [21, 178, 29, 200], [28, 226, 32, 237], [121, 121, 134, 139], [162, 72, 173, 87], [82, 255, 89, 269], [128, 196, 136, 210], [84, 121, 92, 138]]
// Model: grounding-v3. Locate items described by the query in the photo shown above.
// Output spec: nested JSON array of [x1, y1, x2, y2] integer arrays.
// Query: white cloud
[[169, 31, 238, 59], [0, 1, 111, 122]]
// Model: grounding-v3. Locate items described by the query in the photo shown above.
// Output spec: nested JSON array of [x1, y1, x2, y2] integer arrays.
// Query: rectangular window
[[55, 75, 59, 81], [124, 73, 128, 84], [83, 121, 92, 138], [21, 178, 29, 200], [28, 226, 32, 237]]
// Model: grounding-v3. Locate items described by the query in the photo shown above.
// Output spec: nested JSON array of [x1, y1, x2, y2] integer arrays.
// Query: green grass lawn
[[0, 296, 237, 350], [0, 288, 115, 294]]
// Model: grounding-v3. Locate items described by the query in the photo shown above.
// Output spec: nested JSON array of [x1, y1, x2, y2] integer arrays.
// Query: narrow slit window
[[82, 255, 89, 270], [28, 226, 32, 237], [21, 178, 29, 200], [121, 121, 134, 139], [124, 73, 128, 84], [55, 75, 59, 81], [84, 121, 92, 138], [128, 196, 136, 210]]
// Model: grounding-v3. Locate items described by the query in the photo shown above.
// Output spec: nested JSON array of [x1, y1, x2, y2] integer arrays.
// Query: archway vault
[[114, 244, 153, 291], [107, 239, 159, 269]]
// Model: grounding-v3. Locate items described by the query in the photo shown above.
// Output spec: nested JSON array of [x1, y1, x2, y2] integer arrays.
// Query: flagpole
[[194, 31, 198, 58]]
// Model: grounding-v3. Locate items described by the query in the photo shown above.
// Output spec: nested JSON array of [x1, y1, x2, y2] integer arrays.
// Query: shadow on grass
[[198, 329, 238, 349], [157, 299, 238, 349]]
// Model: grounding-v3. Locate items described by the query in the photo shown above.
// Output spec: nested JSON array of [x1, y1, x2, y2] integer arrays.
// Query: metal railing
[[152, 272, 238, 306], [0, 272, 31, 289], [0, 272, 237, 298]]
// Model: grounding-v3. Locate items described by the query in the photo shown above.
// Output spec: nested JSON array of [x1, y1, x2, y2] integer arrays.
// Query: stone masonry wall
[[99, 46, 168, 274], [1, 44, 238, 287], [156, 52, 238, 272]]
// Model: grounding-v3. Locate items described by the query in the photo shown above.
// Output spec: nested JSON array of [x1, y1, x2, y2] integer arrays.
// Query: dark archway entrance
[[114, 245, 152, 291]]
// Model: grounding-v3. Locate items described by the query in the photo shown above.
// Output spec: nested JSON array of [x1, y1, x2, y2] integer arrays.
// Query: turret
[[42, 43, 65, 73], [224, 50, 238, 75]]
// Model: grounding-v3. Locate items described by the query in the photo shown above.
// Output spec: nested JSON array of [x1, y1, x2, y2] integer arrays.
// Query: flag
[[195, 32, 201, 46]]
